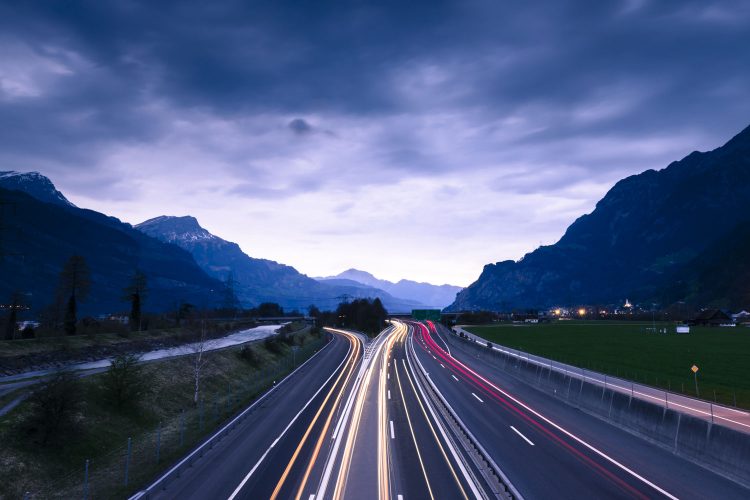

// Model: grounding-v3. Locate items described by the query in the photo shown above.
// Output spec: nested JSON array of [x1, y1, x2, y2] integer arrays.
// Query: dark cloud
[[288, 118, 313, 135], [0, 0, 749, 283]]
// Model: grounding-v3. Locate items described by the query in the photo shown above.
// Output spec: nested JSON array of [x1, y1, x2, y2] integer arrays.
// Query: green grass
[[466, 321, 750, 409], [0, 328, 325, 499]]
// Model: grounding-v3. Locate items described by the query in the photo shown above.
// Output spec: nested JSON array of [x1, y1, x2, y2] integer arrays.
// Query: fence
[[19, 336, 326, 500]]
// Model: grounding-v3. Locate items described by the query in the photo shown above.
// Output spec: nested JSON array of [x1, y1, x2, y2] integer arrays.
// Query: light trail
[[292, 332, 362, 500], [416, 323, 679, 500]]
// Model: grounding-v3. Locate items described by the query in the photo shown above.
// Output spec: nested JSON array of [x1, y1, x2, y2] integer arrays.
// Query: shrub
[[238, 345, 260, 367], [102, 353, 145, 410], [26, 371, 82, 445]]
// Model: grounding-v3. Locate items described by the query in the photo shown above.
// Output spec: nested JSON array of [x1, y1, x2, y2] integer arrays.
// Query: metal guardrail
[[406, 330, 523, 500], [129, 338, 333, 499], [452, 327, 750, 434]]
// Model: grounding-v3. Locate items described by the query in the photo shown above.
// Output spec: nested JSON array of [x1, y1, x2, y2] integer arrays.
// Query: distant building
[[689, 309, 732, 327]]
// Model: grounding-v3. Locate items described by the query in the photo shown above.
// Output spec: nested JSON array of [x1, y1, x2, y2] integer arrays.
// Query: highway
[[143, 328, 364, 499], [409, 320, 750, 499], [134, 319, 749, 499], [315, 321, 490, 500]]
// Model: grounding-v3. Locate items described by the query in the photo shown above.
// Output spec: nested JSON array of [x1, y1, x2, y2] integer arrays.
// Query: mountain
[[0, 171, 74, 207], [136, 216, 423, 312], [0, 185, 223, 315], [317, 269, 462, 309], [448, 123, 750, 311]]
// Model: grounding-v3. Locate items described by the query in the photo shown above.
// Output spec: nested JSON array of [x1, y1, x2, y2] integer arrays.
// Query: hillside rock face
[[137, 216, 424, 312], [448, 124, 750, 311]]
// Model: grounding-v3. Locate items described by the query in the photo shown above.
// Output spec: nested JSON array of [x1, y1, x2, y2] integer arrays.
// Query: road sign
[[691, 365, 699, 373]]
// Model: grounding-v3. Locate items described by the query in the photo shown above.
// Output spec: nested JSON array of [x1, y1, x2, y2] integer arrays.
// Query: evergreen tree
[[57, 255, 91, 336], [124, 271, 148, 331]]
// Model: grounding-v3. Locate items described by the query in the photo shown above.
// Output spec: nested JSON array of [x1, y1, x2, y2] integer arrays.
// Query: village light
[[578, 308, 586, 316]]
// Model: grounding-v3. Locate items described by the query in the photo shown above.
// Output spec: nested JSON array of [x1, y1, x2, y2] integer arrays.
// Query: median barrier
[[703, 422, 750, 485], [448, 330, 750, 489]]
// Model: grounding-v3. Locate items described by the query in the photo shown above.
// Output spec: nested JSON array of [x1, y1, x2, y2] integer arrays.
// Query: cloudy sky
[[1, 1, 749, 286]]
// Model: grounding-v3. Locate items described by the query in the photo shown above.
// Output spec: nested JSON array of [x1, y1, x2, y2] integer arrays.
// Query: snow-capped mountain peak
[[135, 215, 217, 244], [0, 170, 75, 207]]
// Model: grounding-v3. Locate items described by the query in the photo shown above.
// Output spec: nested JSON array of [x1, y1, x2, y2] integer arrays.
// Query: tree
[[176, 301, 195, 327], [27, 371, 82, 445], [256, 302, 284, 318], [102, 353, 144, 409], [57, 255, 91, 336], [222, 272, 240, 317], [123, 271, 148, 332], [190, 321, 212, 405]]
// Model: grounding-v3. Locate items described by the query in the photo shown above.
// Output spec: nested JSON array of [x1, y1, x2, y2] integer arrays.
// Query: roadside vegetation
[[0, 323, 324, 499], [312, 298, 388, 336], [466, 321, 750, 409]]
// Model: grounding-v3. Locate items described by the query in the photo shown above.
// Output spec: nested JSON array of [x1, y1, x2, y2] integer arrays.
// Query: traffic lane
[[337, 343, 386, 500], [150, 334, 352, 500], [391, 341, 477, 500], [428, 326, 750, 500], [411, 331, 642, 500], [263, 332, 362, 500]]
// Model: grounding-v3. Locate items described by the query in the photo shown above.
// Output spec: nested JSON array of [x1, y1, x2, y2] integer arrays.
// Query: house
[[689, 309, 733, 327], [732, 311, 750, 324]]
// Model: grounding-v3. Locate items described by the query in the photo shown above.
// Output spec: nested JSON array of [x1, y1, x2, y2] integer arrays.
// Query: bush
[[26, 371, 82, 445], [264, 336, 283, 354], [238, 345, 260, 367], [102, 354, 145, 410]]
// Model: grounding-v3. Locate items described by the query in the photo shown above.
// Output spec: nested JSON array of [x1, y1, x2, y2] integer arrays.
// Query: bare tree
[[190, 320, 212, 405]]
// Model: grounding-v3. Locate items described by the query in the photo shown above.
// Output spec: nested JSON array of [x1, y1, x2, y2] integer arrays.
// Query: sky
[[1, 1, 749, 287]]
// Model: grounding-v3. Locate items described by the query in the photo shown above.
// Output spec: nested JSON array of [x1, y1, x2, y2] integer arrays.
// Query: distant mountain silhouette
[[448, 123, 750, 311], [136, 216, 424, 312], [0, 185, 222, 315], [317, 269, 462, 308]]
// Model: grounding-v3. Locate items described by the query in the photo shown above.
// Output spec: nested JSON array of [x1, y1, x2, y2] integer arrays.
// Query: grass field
[[465, 321, 750, 409]]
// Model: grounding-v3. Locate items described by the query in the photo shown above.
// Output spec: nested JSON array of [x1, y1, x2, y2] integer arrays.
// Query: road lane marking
[[227, 338, 354, 500], [510, 426, 535, 446], [390, 420, 395, 439], [440, 363, 445, 368], [394, 362, 436, 500], [472, 393, 484, 403], [388, 390, 391, 400], [423, 329, 679, 500], [309, 496, 315, 500], [451, 375, 458, 381]]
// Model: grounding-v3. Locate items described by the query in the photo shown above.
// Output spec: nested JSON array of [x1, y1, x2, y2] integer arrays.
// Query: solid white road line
[[451, 375, 459, 381], [227, 341, 353, 500], [472, 393, 484, 403], [390, 420, 395, 439], [510, 426, 535, 446], [441, 342, 679, 500]]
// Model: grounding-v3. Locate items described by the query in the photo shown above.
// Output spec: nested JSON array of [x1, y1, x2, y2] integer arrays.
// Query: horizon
[[2, 1, 749, 286]]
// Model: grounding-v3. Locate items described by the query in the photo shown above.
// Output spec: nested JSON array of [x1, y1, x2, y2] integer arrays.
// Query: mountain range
[[136, 216, 423, 312], [316, 269, 462, 308], [448, 123, 750, 312], [0, 185, 222, 315], [0, 172, 424, 313]]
